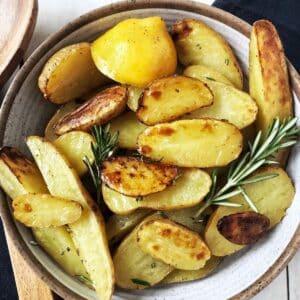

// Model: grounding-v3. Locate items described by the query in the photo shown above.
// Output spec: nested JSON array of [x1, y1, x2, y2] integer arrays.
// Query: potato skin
[[249, 20, 293, 136], [13, 193, 82, 228], [137, 219, 211, 270], [101, 156, 177, 196], [54, 85, 127, 135], [204, 166, 295, 256], [91, 16, 177, 87], [0, 147, 88, 277], [217, 212, 270, 245], [171, 19, 243, 89], [138, 119, 243, 168], [45, 101, 80, 141], [137, 75, 213, 125], [38, 43, 109, 104]]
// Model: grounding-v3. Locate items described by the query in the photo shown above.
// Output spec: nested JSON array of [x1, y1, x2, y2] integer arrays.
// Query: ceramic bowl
[[0, 1, 299, 299]]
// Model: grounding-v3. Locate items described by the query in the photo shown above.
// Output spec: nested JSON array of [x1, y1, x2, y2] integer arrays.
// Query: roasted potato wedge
[[127, 86, 143, 112], [204, 166, 295, 256], [136, 76, 213, 125], [109, 111, 148, 149], [91, 16, 177, 87], [106, 209, 151, 244], [0, 147, 87, 277], [102, 168, 211, 214], [137, 219, 211, 270], [113, 213, 173, 289], [162, 256, 221, 284], [101, 156, 177, 196], [183, 65, 234, 86], [54, 85, 127, 135], [27, 136, 114, 300], [249, 20, 293, 135], [13, 194, 82, 228], [171, 19, 243, 89], [38, 43, 109, 104], [182, 70, 258, 129], [217, 212, 270, 245], [138, 119, 243, 168], [53, 131, 95, 176]]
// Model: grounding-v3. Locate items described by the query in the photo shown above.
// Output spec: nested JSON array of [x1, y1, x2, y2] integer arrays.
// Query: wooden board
[[0, 0, 37, 87]]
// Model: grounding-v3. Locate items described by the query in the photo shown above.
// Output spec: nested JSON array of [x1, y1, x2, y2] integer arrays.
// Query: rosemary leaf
[[238, 186, 258, 212], [131, 278, 151, 286]]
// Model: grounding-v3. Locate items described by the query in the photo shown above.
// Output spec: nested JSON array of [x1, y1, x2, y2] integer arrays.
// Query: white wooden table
[[3, 0, 300, 299]]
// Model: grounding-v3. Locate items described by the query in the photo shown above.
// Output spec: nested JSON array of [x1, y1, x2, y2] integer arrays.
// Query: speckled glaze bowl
[[0, 1, 299, 299]]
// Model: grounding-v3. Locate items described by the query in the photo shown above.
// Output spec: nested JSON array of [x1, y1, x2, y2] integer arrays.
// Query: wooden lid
[[0, 0, 37, 87]]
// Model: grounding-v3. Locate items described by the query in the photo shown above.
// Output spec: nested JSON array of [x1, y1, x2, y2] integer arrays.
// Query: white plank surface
[[4, 0, 299, 299]]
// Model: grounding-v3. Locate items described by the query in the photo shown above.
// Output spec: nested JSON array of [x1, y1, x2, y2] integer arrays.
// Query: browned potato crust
[[54, 85, 127, 135], [101, 156, 177, 196], [217, 212, 270, 245], [137, 76, 213, 125], [137, 219, 211, 270]]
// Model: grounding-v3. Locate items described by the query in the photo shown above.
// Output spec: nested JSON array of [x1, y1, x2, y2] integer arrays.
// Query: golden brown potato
[[13, 193, 82, 228], [183, 65, 234, 86], [137, 219, 211, 270], [138, 119, 243, 168], [127, 86, 143, 111], [102, 168, 211, 215], [161, 256, 221, 284], [91, 16, 177, 87], [45, 101, 80, 141], [183, 69, 258, 129], [54, 85, 127, 135], [171, 19, 243, 89], [27, 136, 114, 300], [136, 76, 213, 125], [38, 43, 109, 104], [106, 209, 151, 244], [0, 147, 87, 277], [101, 156, 177, 196], [217, 212, 270, 245], [53, 131, 95, 176], [249, 20, 293, 135], [204, 166, 295, 256], [113, 213, 173, 289], [109, 111, 148, 149]]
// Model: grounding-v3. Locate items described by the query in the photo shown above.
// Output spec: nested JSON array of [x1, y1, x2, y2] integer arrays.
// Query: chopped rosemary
[[205, 77, 216, 81], [224, 58, 229, 65], [76, 274, 94, 285], [131, 278, 151, 286], [194, 117, 299, 218], [83, 124, 119, 204]]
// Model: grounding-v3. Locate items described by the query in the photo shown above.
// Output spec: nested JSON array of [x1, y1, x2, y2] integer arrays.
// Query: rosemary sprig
[[194, 117, 299, 218], [83, 124, 119, 204]]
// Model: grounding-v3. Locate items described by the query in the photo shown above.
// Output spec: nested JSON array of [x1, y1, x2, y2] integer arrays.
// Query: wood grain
[[6, 234, 54, 300], [0, 0, 37, 87]]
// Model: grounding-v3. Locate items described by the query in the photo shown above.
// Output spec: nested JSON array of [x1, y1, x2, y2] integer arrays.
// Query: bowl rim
[[0, 1, 299, 299]]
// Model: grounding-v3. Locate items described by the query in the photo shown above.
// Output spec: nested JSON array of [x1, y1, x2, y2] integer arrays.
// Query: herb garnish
[[76, 275, 94, 285], [83, 124, 119, 204], [131, 278, 151, 286], [224, 58, 229, 65], [194, 117, 299, 218], [205, 77, 216, 81]]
